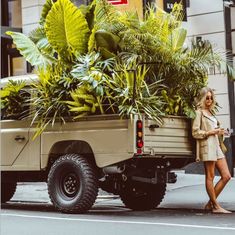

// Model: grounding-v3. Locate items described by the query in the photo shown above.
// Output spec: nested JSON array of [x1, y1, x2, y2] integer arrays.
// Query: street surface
[[1, 173, 235, 235]]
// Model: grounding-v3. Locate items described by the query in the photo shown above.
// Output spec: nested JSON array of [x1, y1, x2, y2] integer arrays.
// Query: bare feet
[[212, 207, 232, 214], [204, 202, 212, 211]]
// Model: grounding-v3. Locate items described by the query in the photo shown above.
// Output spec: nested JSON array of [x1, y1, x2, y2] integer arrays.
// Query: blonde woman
[[192, 87, 232, 214]]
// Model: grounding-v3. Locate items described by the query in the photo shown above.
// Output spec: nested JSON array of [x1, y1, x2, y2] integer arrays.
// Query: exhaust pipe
[[103, 165, 125, 174]]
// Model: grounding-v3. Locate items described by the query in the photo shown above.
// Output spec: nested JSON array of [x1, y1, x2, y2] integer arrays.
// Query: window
[[1, 0, 22, 27], [1, 0, 24, 78]]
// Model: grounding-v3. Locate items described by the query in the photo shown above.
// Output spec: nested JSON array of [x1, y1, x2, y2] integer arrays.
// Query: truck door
[[0, 119, 40, 170]]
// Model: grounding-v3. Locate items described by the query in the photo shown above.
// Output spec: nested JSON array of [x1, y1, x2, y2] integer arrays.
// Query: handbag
[[218, 135, 227, 153], [217, 120, 227, 153]]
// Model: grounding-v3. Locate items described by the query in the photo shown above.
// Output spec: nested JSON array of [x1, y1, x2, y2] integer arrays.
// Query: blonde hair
[[196, 87, 216, 111]]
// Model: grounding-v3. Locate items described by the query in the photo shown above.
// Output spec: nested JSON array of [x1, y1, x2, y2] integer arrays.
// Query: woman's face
[[205, 91, 213, 109]]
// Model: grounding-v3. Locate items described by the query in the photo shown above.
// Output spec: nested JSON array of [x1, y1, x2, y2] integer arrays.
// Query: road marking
[[1, 213, 235, 230]]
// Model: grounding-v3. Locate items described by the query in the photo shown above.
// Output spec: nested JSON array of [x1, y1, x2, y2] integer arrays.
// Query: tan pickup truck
[[0, 75, 195, 213]]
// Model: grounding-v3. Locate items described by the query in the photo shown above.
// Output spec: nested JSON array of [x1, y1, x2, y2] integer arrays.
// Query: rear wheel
[[48, 154, 98, 213], [1, 181, 17, 203], [120, 181, 166, 210]]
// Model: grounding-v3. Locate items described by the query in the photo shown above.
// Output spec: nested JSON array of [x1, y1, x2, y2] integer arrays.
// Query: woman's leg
[[204, 161, 219, 208], [204, 160, 231, 213], [205, 158, 231, 210], [214, 158, 231, 195]]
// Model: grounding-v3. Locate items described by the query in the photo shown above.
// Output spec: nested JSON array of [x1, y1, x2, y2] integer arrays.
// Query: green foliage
[[68, 52, 116, 117], [93, 1, 235, 118], [67, 84, 103, 118], [104, 63, 165, 124], [28, 27, 53, 56], [6, 31, 55, 67], [93, 0, 233, 119], [71, 52, 115, 95], [30, 65, 75, 138], [45, 0, 90, 58], [40, 0, 53, 25], [5, 0, 235, 137], [95, 30, 120, 58], [7, 0, 91, 68], [0, 80, 29, 119]]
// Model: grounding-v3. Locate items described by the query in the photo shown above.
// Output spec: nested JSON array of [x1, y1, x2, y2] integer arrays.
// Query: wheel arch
[[45, 140, 98, 172]]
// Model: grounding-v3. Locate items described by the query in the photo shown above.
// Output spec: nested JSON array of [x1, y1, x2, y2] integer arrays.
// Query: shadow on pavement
[[2, 201, 233, 217]]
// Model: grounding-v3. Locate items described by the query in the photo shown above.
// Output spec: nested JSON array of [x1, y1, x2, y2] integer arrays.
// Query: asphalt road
[[1, 198, 235, 235], [1, 173, 235, 235]]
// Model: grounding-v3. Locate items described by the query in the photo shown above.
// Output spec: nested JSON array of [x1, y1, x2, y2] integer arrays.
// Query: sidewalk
[[160, 172, 235, 211], [11, 173, 235, 211]]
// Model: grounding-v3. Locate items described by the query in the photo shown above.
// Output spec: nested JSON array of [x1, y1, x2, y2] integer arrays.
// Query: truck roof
[[0, 74, 38, 88]]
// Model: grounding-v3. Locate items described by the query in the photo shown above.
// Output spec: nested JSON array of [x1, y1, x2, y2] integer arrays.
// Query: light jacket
[[192, 109, 227, 162]]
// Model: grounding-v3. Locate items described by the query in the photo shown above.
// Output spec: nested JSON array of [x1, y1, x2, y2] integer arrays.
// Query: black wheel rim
[[59, 171, 80, 199]]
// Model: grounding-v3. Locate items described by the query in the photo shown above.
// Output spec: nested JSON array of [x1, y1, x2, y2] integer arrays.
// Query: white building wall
[[21, 0, 45, 35], [184, 0, 231, 128]]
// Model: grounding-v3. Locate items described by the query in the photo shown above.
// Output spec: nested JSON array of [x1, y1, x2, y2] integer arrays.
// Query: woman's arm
[[192, 110, 221, 139], [192, 110, 208, 139]]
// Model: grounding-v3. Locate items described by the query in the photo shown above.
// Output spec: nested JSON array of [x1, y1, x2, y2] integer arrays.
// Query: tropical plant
[[6, 0, 91, 67], [104, 63, 165, 123], [91, 1, 235, 118], [0, 80, 29, 119], [30, 65, 76, 137], [71, 52, 115, 96], [68, 52, 116, 117], [66, 84, 102, 118], [4, 0, 235, 135], [6, 0, 94, 135]]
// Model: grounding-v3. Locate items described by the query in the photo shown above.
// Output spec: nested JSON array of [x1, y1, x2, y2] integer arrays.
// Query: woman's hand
[[217, 128, 225, 136], [206, 128, 224, 137]]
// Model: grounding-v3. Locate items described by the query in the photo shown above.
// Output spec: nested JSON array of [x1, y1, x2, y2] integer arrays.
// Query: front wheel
[[120, 181, 166, 210], [48, 154, 98, 213]]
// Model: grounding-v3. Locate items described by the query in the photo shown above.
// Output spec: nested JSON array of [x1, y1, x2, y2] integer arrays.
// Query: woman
[[192, 87, 232, 214]]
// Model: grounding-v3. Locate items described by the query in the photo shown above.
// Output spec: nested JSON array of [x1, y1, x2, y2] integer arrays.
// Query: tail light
[[136, 120, 143, 153]]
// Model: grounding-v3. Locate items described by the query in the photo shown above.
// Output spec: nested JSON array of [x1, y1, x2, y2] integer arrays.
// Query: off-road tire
[[120, 181, 166, 210], [1, 181, 17, 203], [48, 154, 98, 213]]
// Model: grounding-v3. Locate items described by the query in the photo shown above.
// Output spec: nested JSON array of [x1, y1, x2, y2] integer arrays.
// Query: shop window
[[8, 0, 22, 27], [1, 0, 23, 78], [1, 0, 22, 27]]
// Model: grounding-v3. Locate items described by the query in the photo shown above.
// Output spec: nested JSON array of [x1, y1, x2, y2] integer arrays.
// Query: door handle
[[15, 135, 26, 142]]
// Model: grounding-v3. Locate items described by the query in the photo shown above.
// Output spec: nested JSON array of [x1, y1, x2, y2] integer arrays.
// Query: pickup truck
[[0, 75, 195, 213]]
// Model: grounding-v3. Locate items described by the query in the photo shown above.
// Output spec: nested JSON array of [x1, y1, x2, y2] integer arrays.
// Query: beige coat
[[192, 109, 226, 162]]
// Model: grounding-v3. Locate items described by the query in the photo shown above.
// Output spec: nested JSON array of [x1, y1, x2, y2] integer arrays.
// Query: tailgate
[[143, 116, 194, 157]]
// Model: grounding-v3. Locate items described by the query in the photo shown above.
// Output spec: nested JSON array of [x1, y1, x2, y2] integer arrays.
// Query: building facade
[[183, 0, 235, 174]]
